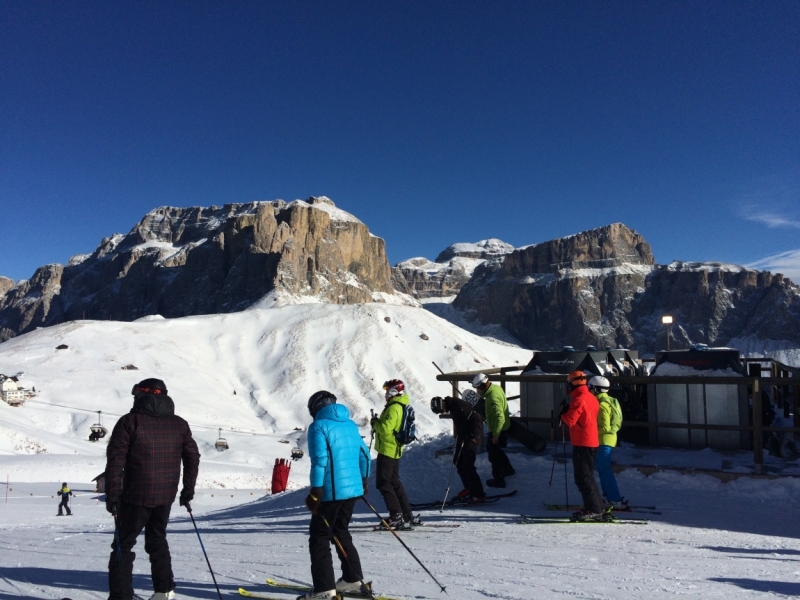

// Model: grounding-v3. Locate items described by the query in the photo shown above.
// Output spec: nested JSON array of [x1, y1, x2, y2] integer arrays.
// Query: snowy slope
[[0, 303, 529, 488]]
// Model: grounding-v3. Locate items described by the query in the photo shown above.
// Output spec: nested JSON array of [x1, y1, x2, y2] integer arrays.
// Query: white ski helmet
[[588, 376, 610, 392], [471, 373, 489, 388]]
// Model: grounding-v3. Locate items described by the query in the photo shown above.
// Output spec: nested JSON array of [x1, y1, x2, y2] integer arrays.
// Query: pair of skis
[[239, 577, 401, 600], [543, 502, 661, 515], [351, 522, 459, 533], [409, 489, 517, 510], [518, 514, 649, 525]]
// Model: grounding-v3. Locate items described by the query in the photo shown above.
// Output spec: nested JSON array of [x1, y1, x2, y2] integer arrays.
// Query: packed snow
[[2, 304, 800, 598]]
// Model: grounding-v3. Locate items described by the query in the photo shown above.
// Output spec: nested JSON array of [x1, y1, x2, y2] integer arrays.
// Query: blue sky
[[1, 1, 798, 283]]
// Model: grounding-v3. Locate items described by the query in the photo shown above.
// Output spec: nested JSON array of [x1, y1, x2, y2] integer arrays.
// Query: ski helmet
[[588, 375, 610, 392], [566, 371, 588, 386], [430, 396, 445, 414], [383, 379, 405, 399], [461, 389, 481, 407], [131, 378, 168, 395], [308, 390, 337, 417], [62, 482, 67, 487], [471, 373, 489, 388]]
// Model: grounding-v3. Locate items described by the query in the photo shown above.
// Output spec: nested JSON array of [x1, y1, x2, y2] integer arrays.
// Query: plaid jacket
[[105, 394, 200, 507]]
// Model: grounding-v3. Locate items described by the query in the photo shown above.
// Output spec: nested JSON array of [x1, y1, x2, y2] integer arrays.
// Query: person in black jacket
[[430, 396, 485, 502], [57, 482, 73, 516], [104, 378, 200, 600]]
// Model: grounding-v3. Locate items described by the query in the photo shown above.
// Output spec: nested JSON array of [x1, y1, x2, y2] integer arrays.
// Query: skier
[[588, 376, 627, 511], [370, 379, 419, 529], [560, 371, 606, 521], [430, 396, 485, 502], [471, 373, 514, 488], [303, 390, 372, 600], [105, 378, 200, 600], [57, 482, 73, 516]]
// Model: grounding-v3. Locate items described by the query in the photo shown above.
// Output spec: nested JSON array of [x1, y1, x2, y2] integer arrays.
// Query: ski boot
[[148, 592, 176, 600], [486, 476, 506, 488], [455, 488, 471, 499], [404, 513, 422, 526], [296, 590, 337, 600], [335, 578, 372, 595]]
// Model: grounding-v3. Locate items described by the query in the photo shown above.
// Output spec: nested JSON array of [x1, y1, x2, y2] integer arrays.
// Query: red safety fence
[[271, 458, 291, 494]]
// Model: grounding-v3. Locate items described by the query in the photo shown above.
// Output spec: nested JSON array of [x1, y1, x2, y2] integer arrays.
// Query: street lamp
[[661, 315, 673, 350]]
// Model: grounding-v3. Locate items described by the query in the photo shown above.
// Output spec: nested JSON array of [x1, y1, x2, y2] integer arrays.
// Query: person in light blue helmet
[[302, 391, 371, 600], [588, 376, 628, 512]]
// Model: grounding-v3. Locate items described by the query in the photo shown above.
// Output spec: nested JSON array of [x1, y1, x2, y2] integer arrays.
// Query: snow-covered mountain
[[0, 301, 529, 487], [391, 238, 514, 299], [0, 197, 397, 342]]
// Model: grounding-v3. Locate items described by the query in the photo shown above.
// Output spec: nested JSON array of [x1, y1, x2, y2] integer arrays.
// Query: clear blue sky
[[1, 1, 799, 283]]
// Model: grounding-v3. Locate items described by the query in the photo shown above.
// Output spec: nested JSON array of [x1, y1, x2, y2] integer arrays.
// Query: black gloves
[[305, 487, 323, 514], [558, 400, 569, 418], [106, 499, 118, 515], [179, 489, 194, 512]]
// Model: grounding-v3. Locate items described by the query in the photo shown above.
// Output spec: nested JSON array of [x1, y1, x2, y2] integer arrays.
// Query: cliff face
[[452, 223, 800, 352], [391, 238, 514, 299], [0, 197, 394, 341]]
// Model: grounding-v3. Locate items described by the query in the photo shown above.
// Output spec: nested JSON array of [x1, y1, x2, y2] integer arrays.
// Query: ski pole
[[318, 512, 376, 600], [548, 418, 559, 487], [360, 496, 448, 594], [562, 422, 569, 508], [440, 437, 464, 512], [187, 506, 223, 600], [113, 515, 127, 600]]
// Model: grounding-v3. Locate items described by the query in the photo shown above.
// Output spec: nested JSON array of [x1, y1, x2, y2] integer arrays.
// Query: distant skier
[[588, 376, 627, 511], [371, 379, 420, 529], [430, 396, 485, 502], [105, 378, 200, 600], [560, 371, 606, 521], [57, 482, 73, 516], [472, 373, 515, 488], [304, 390, 372, 600]]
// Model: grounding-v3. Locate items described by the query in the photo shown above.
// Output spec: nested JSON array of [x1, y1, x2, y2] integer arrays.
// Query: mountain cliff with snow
[[0, 197, 398, 342], [446, 223, 800, 357]]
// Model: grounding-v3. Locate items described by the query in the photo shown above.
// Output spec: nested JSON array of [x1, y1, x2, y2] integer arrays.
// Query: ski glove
[[106, 500, 118, 515], [305, 487, 323, 514]]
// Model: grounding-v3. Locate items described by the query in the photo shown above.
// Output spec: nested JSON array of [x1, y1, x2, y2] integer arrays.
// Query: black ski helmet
[[308, 390, 337, 417], [131, 378, 168, 395], [430, 396, 444, 414]]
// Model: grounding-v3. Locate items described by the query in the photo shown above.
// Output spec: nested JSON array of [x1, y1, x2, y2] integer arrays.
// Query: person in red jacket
[[560, 370, 606, 521]]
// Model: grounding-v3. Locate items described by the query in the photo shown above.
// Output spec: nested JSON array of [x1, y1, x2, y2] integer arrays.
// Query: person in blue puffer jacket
[[302, 391, 372, 600]]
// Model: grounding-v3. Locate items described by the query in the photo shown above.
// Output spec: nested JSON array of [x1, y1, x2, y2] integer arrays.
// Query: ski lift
[[215, 428, 229, 452], [291, 447, 304, 461], [89, 411, 108, 442]]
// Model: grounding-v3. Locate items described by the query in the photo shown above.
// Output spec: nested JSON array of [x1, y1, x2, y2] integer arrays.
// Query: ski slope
[[0, 302, 529, 488]]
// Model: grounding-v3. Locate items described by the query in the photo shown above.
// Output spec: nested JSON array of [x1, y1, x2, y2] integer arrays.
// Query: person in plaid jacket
[[105, 378, 200, 600]]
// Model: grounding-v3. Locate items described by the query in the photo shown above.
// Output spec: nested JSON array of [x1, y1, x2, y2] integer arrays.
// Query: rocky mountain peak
[[0, 197, 392, 342], [435, 238, 515, 263]]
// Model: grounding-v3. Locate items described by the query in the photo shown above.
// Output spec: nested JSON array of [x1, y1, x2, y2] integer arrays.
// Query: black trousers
[[108, 503, 174, 600], [58, 496, 72, 515], [455, 440, 484, 497], [375, 453, 413, 519], [487, 429, 513, 479], [572, 446, 604, 514], [309, 497, 363, 593]]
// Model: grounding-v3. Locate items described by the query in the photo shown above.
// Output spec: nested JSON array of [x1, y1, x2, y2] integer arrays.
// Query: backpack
[[390, 402, 417, 446], [604, 395, 623, 434]]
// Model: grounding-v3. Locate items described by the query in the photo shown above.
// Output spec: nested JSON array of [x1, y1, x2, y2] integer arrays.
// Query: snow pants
[[572, 446, 604, 514], [487, 429, 513, 479], [309, 497, 363, 594], [108, 503, 174, 600], [596, 445, 621, 502], [58, 496, 72, 515], [375, 453, 413, 520], [455, 438, 485, 498]]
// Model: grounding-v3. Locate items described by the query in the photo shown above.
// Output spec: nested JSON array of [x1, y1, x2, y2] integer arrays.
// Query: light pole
[[661, 315, 673, 350]]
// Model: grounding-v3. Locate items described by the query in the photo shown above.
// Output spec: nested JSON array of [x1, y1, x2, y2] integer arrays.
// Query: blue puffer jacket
[[308, 403, 371, 502]]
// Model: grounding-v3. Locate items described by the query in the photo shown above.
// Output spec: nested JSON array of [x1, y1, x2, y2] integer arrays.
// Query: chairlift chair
[[89, 411, 108, 442], [291, 447, 304, 461], [215, 428, 229, 451]]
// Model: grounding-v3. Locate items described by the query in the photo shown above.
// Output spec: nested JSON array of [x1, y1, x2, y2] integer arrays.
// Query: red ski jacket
[[561, 385, 600, 448]]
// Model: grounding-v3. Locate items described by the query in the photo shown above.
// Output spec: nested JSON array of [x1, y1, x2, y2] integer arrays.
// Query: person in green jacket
[[588, 376, 627, 511], [371, 379, 419, 530], [472, 373, 514, 488]]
